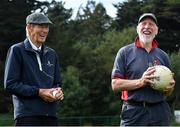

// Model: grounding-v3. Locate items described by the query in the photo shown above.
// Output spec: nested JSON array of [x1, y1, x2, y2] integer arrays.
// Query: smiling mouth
[[40, 35, 47, 38], [143, 30, 152, 35]]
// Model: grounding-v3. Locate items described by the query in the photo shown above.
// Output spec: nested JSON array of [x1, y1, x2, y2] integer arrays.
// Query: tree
[[112, 0, 142, 30], [58, 66, 91, 116], [75, 0, 112, 39], [170, 52, 180, 105]]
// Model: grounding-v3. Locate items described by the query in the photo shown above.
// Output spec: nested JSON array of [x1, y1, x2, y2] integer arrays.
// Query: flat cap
[[26, 12, 52, 24], [138, 13, 158, 25]]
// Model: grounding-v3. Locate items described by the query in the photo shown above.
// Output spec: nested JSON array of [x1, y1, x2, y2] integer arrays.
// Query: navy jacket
[[4, 39, 62, 119]]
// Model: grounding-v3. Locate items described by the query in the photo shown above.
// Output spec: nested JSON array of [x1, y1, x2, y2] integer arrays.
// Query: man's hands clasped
[[38, 87, 64, 102]]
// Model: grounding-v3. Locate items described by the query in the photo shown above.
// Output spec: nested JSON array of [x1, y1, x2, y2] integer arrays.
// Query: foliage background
[[0, 0, 179, 125]]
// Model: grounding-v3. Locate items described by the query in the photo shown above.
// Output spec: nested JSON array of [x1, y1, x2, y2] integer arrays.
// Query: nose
[[144, 23, 150, 28], [42, 27, 49, 33]]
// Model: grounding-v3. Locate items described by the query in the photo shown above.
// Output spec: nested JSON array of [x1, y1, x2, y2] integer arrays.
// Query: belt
[[124, 100, 163, 107]]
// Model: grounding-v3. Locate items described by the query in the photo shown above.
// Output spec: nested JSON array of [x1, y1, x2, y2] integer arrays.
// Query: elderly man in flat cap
[[111, 13, 175, 126], [4, 12, 64, 126]]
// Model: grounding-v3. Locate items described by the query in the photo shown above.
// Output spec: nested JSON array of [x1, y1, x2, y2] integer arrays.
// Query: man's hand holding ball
[[51, 88, 64, 101]]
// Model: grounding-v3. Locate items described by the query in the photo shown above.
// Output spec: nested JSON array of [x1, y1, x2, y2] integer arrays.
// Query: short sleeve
[[111, 47, 126, 79]]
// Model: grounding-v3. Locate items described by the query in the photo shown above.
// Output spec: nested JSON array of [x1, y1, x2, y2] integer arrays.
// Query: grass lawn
[[1, 113, 180, 126], [0, 113, 13, 126]]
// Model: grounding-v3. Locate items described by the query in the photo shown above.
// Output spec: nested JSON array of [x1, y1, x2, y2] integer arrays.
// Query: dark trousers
[[14, 116, 58, 126], [120, 101, 171, 126]]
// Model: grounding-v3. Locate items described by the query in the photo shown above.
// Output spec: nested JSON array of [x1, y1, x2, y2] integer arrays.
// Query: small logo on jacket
[[47, 61, 53, 67]]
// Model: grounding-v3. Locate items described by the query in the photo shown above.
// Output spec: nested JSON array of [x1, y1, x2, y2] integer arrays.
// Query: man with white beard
[[111, 13, 175, 126]]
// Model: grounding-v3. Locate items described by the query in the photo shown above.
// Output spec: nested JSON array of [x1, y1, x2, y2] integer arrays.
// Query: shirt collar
[[135, 36, 158, 48], [28, 37, 42, 51]]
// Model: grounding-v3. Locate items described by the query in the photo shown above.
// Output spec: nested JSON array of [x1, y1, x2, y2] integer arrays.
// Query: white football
[[150, 65, 173, 91]]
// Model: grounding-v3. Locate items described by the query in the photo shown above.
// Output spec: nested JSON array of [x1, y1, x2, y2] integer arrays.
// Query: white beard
[[138, 32, 155, 45], [137, 27, 156, 45]]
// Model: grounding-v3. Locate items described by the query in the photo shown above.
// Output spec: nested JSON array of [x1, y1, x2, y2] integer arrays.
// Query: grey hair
[[25, 25, 30, 37]]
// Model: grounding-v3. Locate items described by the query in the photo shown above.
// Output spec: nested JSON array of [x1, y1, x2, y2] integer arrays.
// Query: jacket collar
[[135, 36, 158, 48], [23, 38, 49, 54]]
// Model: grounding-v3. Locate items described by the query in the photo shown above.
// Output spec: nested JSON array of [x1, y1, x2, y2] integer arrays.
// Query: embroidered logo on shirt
[[153, 59, 159, 65], [149, 59, 159, 67]]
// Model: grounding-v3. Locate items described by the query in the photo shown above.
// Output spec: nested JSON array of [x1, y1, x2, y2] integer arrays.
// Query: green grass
[[0, 113, 13, 126], [1, 113, 180, 126]]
